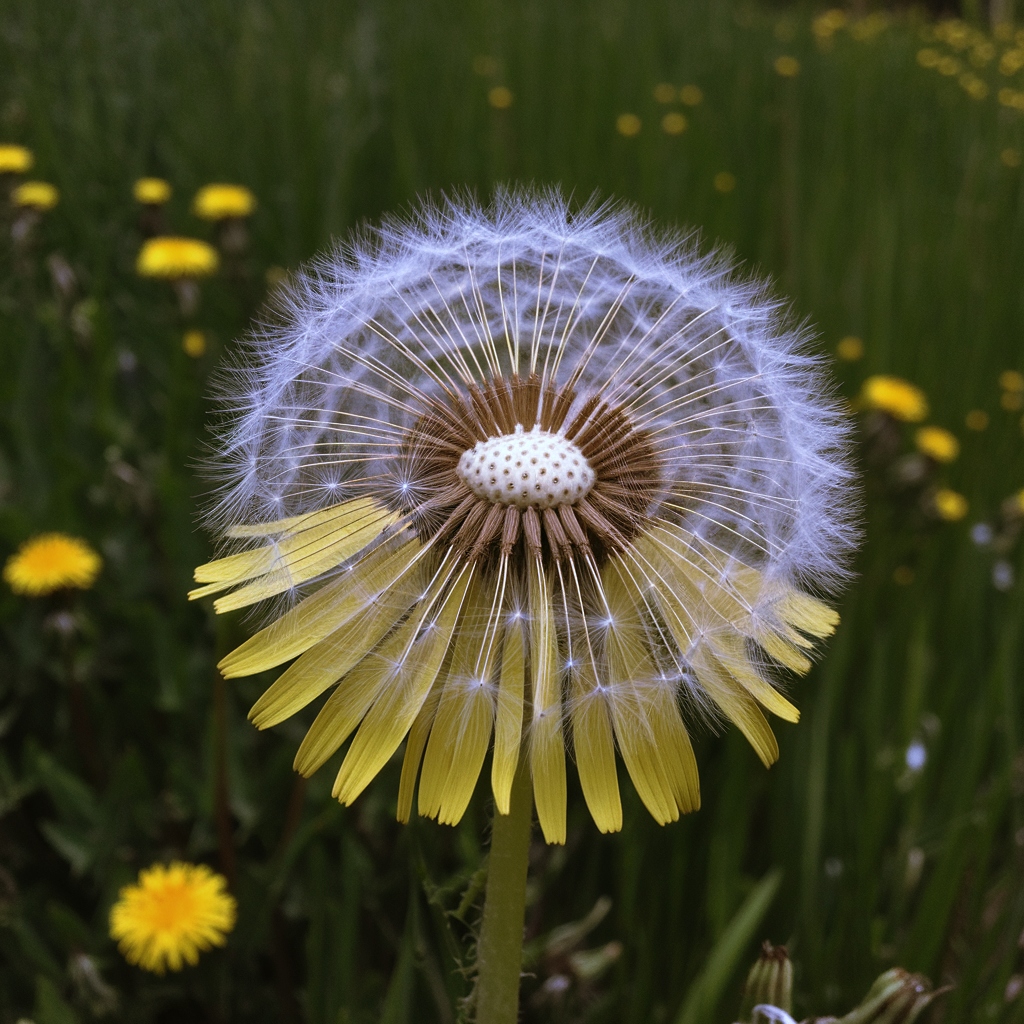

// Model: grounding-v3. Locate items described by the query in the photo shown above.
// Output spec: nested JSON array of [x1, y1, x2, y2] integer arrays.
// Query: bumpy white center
[[456, 425, 596, 509]]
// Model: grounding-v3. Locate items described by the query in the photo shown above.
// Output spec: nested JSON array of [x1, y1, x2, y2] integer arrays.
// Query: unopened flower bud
[[840, 967, 944, 1024], [739, 942, 793, 1022]]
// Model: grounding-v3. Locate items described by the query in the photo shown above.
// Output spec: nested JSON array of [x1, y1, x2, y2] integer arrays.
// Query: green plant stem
[[474, 758, 533, 1024]]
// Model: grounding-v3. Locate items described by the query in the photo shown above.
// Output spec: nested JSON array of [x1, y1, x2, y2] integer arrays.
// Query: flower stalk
[[474, 757, 533, 1024]]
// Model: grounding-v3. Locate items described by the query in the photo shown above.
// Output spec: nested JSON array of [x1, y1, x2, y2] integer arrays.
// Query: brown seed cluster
[[394, 373, 662, 570]]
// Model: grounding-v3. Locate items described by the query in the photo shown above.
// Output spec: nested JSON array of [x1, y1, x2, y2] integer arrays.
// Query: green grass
[[2, 1, 1024, 1022]]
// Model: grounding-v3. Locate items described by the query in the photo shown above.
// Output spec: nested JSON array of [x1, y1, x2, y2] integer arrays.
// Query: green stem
[[474, 759, 533, 1024]]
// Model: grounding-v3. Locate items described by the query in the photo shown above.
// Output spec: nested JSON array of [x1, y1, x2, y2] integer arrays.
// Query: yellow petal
[[332, 564, 474, 805], [528, 562, 566, 845], [220, 538, 421, 679], [706, 633, 800, 723], [491, 621, 525, 814], [397, 677, 445, 824], [777, 589, 839, 639], [569, 665, 622, 833]]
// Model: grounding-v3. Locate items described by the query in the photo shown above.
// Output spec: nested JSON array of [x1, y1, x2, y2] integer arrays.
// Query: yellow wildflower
[[917, 48, 941, 69], [4, 534, 101, 596], [1000, 49, 1024, 76], [965, 409, 989, 431], [134, 178, 171, 205], [936, 56, 961, 76], [999, 370, 1024, 393], [653, 83, 676, 103], [915, 426, 959, 463], [615, 113, 642, 137], [0, 144, 32, 174], [713, 171, 737, 193], [679, 84, 704, 106], [661, 112, 688, 135], [192, 184, 256, 221], [836, 336, 864, 361], [183, 330, 207, 358], [12, 181, 59, 211], [136, 237, 219, 279], [933, 488, 968, 522], [812, 9, 847, 40], [774, 55, 801, 77], [970, 42, 995, 66], [1001, 391, 1024, 411], [959, 74, 988, 100], [860, 375, 928, 422], [487, 86, 514, 110], [109, 862, 236, 974]]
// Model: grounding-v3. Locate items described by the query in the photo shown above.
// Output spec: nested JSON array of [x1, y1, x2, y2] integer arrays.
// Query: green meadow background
[[2, 1, 1024, 1021]]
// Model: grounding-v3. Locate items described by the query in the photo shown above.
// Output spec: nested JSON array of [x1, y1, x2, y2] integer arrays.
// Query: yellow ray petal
[[492, 616, 525, 814], [247, 555, 426, 729], [419, 576, 500, 825], [220, 539, 421, 679], [776, 588, 839, 639], [569, 665, 622, 833], [707, 633, 800, 723], [528, 561, 566, 845], [332, 564, 473, 806], [753, 628, 813, 675], [397, 676, 445, 824]]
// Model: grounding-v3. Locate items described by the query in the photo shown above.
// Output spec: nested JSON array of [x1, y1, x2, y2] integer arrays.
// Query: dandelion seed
[[136, 237, 219, 279], [860, 376, 927, 422], [109, 862, 236, 974], [915, 426, 959, 463], [615, 113, 642, 137], [12, 181, 58, 211], [192, 192, 855, 843], [134, 178, 171, 205], [4, 533, 101, 596], [0, 144, 32, 174], [193, 184, 256, 221]]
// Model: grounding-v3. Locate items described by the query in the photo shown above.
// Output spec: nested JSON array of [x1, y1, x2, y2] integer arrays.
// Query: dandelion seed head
[[198, 191, 856, 842]]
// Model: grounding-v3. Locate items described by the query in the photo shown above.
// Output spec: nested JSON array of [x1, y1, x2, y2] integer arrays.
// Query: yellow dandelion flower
[[965, 409, 989, 431], [959, 73, 988, 100], [915, 425, 960, 463], [109, 862, 236, 974], [999, 369, 1024, 393], [191, 196, 853, 845], [774, 55, 801, 78], [653, 82, 677, 104], [192, 183, 256, 221], [1001, 391, 1024, 411], [933, 488, 968, 522], [0, 144, 32, 174], [615, 113, 642, 137], [917, 48, 941, 69], [937, 56, 961, 76], [970, 41, 995, 66], [183, 330, 207, 358], [12, 181, 59, 211], [1002, 149, 1023, 168], [679, 84, 703, 106], [4, 533, 101, 596], [487, 86, 514, 110], [1000, 49, 1024, 76], [860, 375, 928, 422], [661, 112, 688, 135], [137, 237, 219, 279], [713, 170, 736, 193], [835, 336, 864, 361], [134, 177, 171, 205], [813, 9, 847, 40]]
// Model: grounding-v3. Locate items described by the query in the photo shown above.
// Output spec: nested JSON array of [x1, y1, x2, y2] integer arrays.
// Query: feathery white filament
[[456, 425, 595, 509]]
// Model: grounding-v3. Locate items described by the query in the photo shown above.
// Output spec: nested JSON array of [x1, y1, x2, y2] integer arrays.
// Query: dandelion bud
[[840, 968, 944, 1024], [739, 942, 793, 1022]]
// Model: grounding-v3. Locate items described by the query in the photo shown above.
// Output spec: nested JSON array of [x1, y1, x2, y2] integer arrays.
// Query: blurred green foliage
[[1, 1, 1023, 1022]]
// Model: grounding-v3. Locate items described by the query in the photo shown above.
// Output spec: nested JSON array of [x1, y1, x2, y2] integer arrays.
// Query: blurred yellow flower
[[137, 237, 219, 278], [1001, 391, 1024, 411], [850, 13, 888, 41], [488, 86, 514, 109], [965, 409, 989, 431], [836, 335, 864, 361], [0, 144, 32, 174], [999, 369, 1024, 392], [661, 112, 688, 135], [713, 170, 736, 193], [999, 49, 1024, 75], [4, 533, 101, 596], [679, 84, 703, 106], [616, 113, 642, 137], [774, 55, 801, 77], [998, 87, 1024, 110], [933, 488, 968, 522], [970, 41, 995, 66], [917, 48, 941, 69], [959, 74, 988, 100], [915, 425, 960, 463], [860, 375, 928, 422], [183, 330, 207, 358], [812, 9, 847, 40], [936, 56, 961, 76], [1002, 148, 1022, 168], [12, 181, 59, 211], [192, 184, 256, 221], [134, 178, 171, 205], [109, 862, 236, 975], [653, 82, 676, 103]]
